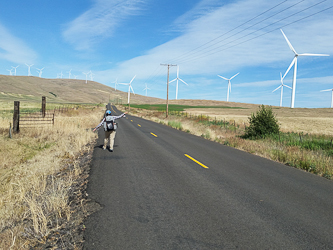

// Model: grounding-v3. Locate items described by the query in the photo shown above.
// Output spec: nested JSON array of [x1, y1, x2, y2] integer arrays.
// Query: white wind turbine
[[73, 75, 78, 79], [83, 72, 89, 83], [217, 72, 239, 102], [11, 65, 19, 76], [280, 29, 329, 108], [112, 79, 118, 90], [169, 66, 188, 100], [89, 71, 95, 81], [7, 69, 13, 75], [119, 75, 136, 104], [25, 64, 34, 76], [67, 69, 72, 79], [36, 67, 45, 77], [320, 88, 333, 108], [143, 83, 150, 96], [272, 72, 292, 107]]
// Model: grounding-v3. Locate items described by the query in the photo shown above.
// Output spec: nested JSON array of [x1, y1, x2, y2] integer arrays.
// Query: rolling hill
[[0, 75, 164, 104]]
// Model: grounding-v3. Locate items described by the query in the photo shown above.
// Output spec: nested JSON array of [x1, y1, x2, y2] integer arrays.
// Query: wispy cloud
[[106, 0, 333, 80], [0, 23, 37, 64], [63, 0, 146, 50]]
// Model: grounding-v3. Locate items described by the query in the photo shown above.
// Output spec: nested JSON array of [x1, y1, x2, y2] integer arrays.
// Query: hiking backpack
[[104, 115, 115, 131]]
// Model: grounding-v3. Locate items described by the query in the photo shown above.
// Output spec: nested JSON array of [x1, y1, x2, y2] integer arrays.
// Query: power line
[[175, 0, 330, 64], [172, 0, 307, 63], [168, 0, 291, 62]]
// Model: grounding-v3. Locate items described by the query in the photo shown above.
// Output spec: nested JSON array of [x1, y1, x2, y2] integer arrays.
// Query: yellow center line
[[184, 154, 209, 169], [150, 132, 158, 137], [138, 124, 141, 127], [131, 120, 133, 122]]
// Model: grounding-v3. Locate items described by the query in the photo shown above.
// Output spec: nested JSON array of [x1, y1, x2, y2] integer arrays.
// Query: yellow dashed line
[[150, 132, 158, 137], [184, 154, 209, 169], [138, 124, 141, 127]]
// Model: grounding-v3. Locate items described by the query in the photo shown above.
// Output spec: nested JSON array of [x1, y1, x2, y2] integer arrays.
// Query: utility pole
[[161, 63, 177, 118]]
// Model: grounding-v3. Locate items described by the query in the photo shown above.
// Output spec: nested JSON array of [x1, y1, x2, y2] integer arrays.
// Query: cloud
[[63, 0, 146, 50], [104, 0, 333, 80], [0, 23, 37, 64]]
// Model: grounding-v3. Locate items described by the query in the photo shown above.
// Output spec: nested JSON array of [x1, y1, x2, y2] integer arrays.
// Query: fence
[[19, 112, 54, 128]]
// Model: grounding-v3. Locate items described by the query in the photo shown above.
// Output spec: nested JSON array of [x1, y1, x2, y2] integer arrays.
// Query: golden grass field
[[0, 101, 104, 249]]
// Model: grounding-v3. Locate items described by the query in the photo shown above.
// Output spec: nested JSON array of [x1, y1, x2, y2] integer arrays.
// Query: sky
[[0, 0, 332, 108]]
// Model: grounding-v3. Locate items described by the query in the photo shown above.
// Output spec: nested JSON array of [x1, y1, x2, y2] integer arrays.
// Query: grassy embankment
[[124, 104, 333, 180], [0, 101, 104, 249]]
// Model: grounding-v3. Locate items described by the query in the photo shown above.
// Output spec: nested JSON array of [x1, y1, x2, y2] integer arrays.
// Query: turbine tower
[[25, 64, 34, 76], [280, 29, 329, 108], [112, 79, 118, 90], [36, 67, 45, 78], [169, 66, 188, 100], [83, 72, 89, 83], [119, 75, 136, 104], [217, 72, 239, 102], [272, 72, 292, 107], [143, 83, 150, 96], [11, 65, 19, 76], [320, 88, 333, 108], [67, 69, 72, 79]]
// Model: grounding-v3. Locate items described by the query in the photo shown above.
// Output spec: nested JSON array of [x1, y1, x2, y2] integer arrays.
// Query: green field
[[126, 104, 244, 111]]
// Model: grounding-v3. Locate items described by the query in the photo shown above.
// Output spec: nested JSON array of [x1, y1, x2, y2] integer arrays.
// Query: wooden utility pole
[[42, 96, 46, 118], [13, 101, 20, 133], [161, 63, 177, 118]]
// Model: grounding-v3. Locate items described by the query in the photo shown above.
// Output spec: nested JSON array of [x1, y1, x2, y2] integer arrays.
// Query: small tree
[[243, 105, 279, 139]]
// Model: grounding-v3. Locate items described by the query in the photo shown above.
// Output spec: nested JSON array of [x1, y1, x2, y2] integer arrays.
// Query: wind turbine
[[25, 64, 34, 76], [320, 88, 333, 108], [272, 72, 292, 107], [280, 29, 329, 108], [36, 67, 44, 77], [143, 83, 150, 96], [119, 75, 136, 104], [169, 66, 188, 100], [83, 72, 89, 83], [11, 65, 19, 76], [112, 79, 118, 90], [217, 72, 239, 102], [67, 69, 72, 79], [7, 69, 13, 75]]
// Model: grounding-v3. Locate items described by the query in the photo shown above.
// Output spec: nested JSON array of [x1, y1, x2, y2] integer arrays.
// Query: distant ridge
[[0, 75, 163, 104]]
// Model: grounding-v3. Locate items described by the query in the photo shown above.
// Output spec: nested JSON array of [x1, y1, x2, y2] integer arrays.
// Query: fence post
[[42, 96, 46, 118], [13, 101, 20, 133]]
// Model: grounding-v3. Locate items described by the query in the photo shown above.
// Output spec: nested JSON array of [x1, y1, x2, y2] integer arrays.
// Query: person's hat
[[106, 110, 111, 115]]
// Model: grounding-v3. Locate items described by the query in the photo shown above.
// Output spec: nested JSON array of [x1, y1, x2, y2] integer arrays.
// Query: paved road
[[84, 106, 333, 249]]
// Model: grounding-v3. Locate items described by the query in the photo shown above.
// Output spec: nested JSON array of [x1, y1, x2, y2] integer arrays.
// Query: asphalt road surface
[[84, 106, 333, 249]]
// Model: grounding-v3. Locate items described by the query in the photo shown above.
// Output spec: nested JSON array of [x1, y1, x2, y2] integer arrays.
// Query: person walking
[[93, 109, 127, 152]]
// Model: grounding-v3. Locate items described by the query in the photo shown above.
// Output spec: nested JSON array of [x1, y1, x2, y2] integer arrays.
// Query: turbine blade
[[280, 29, 297, 55], [230, 72, 239, 80], [283, 57, 296, 79], [169, 78, 176, 83], [320, 89, 333, 92], [272, 85, 282, 92], [130, 85, 135, 94], [284, 84, 292, 89], [298, 53, 330, 57], [218, 75, 228, 81], [179, 78, 188, 86], [130, 75, 136, 84]]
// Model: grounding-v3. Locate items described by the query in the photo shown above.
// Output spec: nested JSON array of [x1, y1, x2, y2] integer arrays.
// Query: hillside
[[0, 75, 163, 104]]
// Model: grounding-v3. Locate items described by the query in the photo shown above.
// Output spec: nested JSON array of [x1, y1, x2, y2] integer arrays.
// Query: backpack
[[104, 115, 115, 131]]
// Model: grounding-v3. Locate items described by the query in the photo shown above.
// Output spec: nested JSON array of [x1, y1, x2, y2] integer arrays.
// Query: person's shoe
[[109, 148, 113, 152], [103, 147, 106, 150]]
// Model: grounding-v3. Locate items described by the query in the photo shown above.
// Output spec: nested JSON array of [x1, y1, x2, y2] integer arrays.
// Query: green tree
[[243, 105, 279, 139]]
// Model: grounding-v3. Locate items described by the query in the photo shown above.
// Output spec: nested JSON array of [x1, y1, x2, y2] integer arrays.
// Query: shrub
[[243, 105, 279, 139]]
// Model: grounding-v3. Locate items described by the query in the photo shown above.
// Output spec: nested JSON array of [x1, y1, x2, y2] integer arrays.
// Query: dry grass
[[0, 102, 104, 249]]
